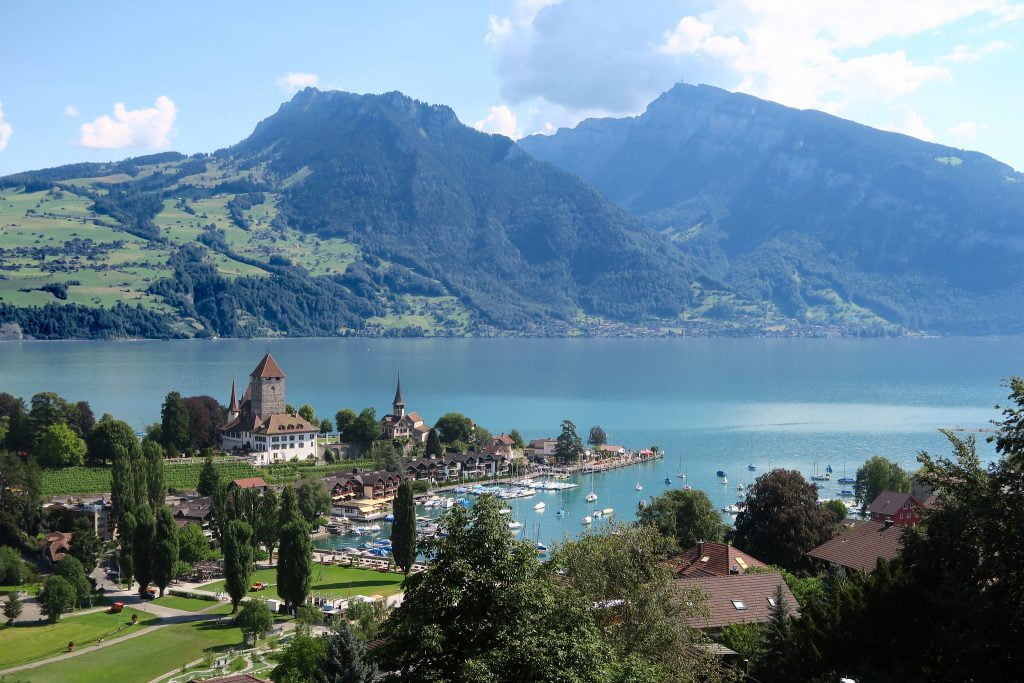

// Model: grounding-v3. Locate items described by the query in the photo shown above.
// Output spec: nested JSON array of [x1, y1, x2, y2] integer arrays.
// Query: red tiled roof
[[259, 413, 317, 434], [38, 531, 73, 562], [671, 542, 767, 578], [675, 572, 800, 629], [250, 353, 285, 379], [231, 477, 268, 489], [868, 491, 919, 516], [807, 520, 906, 572]]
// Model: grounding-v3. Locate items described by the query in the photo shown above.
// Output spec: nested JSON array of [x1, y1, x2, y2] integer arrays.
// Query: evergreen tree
[[587, 425, 607, 447], [151, 506, 179, 597], [142, 439, 166, 507], [3, 592, 23, 624], [197, 454, 220, 496], [39, 575, 76, 622], [390, 480, 416, 574], [324, 620, 375, 683], [425, 427, 443, 457], [761, 585, 793, 665], [160, 391, 191, 454], [254, 488, 279, 562], [223, 519, 254, 613], [68, 516, 102, 570], [278, 485, 302, 527], [277, 519, 312, 612], [554, 419, 584, 464], [132, 503, 156, 597]]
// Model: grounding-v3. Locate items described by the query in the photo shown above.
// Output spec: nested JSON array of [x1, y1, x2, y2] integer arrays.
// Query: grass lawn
[[199, 564, 404, 600], [0, 607, 157, 669], [150, 595, 219, 612], [17, 610, 245, 683], [0, 583, 39, 596]]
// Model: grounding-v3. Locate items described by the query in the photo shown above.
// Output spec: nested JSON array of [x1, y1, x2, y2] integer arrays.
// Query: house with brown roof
[[675, 572, 800, 629], [38, 531, 73, 565], [229, 477, 269, 492], [379, 374, 431, 444], [171, 496, 214, 531], [220, 354, 319, 466], [325, 470, 401, 501], [525, 438, 557, 461], [868, 491, 923, 527], [807, 520, 906, 572], [670, 541, 768, 578]]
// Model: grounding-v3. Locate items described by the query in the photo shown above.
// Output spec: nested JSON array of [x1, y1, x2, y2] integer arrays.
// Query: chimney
[[698, 540, 704, 556], [884, 519, 894, 529]]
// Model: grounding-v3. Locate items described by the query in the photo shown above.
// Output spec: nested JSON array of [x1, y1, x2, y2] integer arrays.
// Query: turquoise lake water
[[1, 336, 1020, 546]]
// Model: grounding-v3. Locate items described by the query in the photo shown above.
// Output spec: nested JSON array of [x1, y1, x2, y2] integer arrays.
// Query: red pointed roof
[[228, 380, 239, 412], [250, 353, 285, 379]]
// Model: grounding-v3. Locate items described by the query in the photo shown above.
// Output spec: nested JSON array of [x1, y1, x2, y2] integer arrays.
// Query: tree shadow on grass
[[313, 579, 400, 593]]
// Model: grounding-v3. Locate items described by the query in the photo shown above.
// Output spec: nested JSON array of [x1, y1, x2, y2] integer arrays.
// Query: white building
[[220, 354, 318, 466]]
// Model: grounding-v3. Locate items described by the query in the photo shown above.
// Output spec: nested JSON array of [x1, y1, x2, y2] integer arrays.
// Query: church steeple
[[227, 379, 240, 422], [392, 372, 405, 418]]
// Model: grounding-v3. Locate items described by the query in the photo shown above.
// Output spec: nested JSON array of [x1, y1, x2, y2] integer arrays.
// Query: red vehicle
[[109, 601, 124, 614]]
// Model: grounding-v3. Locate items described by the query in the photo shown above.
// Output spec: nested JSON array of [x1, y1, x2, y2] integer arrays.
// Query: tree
[[0, 545, 28, 585], [554, 419, 583, 464], [298, 404, 316, 424], [319, 418, 333, 435], [822, 499, 848, 523], [346, 598, 392, 641], [587, 425, 607, 447], [35, 422, 87, 467], [68, 517, 102, 570], [54, 556, 91, 607], [272, 631, 327, 683], [324, 620, 375, 683], [223, 519, 254, 612], [142, 439, 165, 507], [296, 603, 323, 627], [342, 408, 381, 444], [277, 520, 312, 612], [86, 417, 138, 466], [39, 575, 77, 622], [390, 480, 416, 574], [151, 506, 179, 597], [3, 592, 22, 624], [132, 503, 156, 598], [425, 427, 443, 457], [378, 495, 609, 682], [730, 469, 836, 571], [278, 486, 302, 528], [854, 455, 911, 511], [67, 401, 96, 439], [254, 488, 279, 563], [197, 454, 220, 496], [508, 429, 525, 450], [760, 585, 793, 667], [296, 479, 331, 527], [29, 392, 71, 443], [548, 523, 721, 680], [160, 391, 190, 454], [177, 522, 211, 564], [109, 430, 142, 584], [236, 598, 274, 645], [182, 395, 223, 450], [434, 413, 473, 446], [637, 488, 726, 549], [0, 453, 42, 547], [335, 408, 356, 435]]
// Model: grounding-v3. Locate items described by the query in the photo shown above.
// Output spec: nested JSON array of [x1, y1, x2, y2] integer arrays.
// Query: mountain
[[0, 89, 731, 340], [520, 83, 1024, 334]]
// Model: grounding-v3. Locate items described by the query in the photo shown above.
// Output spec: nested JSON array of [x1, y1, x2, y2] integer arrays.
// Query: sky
[[0, 0, 1022, 175]]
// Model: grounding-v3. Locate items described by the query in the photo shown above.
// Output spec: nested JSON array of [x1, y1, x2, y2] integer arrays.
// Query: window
[[766, 597, 777, 608], [731, 600, 747, 611]]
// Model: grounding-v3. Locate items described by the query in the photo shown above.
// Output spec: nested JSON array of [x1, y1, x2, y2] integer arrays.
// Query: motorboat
[[593, 510, 603, 518], [508, 521, 524, 530], [747, 464, 757, 471], [839, 489, 855, 497], [602, 508, 614, 516], [534, 502, 546, 511], [635, 482, 643, 491], [585, 492, 598, 502], [536, 543, 549, 554], [722, 504, 742, 514], [838, 477, 855, 484], [722, 476, 728, 484], [664, 477, 672, 485], [582, 516, 593, 525], [716, 470, 726, 478]]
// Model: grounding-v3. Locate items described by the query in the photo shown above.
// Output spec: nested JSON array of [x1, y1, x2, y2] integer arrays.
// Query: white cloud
[[949, 121, 982, 139], [474, 105, 521, 138], [486, 15, 514, 44], [660, 16, 715, 54], [276, 72, 320, 93], [884, 106, 935, 141], [940, 40, 1010, 63], [0, 100, 11, 151], [64, 104, 79, 117], [78, 96, 177, 149]]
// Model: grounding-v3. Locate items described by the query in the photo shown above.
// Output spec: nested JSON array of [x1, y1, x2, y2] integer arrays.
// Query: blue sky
[[1, 0, 1022, 175]]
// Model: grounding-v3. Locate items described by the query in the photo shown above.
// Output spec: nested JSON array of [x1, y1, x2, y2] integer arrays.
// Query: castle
[[220, 353, 318, 466]]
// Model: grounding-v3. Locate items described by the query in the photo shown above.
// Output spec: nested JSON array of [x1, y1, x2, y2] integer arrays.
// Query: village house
[[525, 438, 557, 461], [220, 354, 319, 466], [868, 490, 923, 527], [669, 541, 768, 578], [403, 457, 462, 482], [38, 531, 73, 566], [170, 496, 215, 534], [43, 499, 116, 541], [379, 375, 430, 444], [228, 477, 269, 493], [325, 469, 402, 521], [807, 520, 906, 572], [675, 572, 800, 629]]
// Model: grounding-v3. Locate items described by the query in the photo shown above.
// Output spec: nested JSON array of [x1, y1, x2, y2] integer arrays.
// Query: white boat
[[722, 504, 742, 514], [635, 482, 643, 491], [593, 510, 603, 518], [737, 483, 745, 491], [585, 492, 598, 502], [534, 502, 546, 511], [499, 508, 512, 515], [721, 476, 728, 484], [582, 516, 593, 525], [508, 520, 524, 529], [602, 508, 614, 516]]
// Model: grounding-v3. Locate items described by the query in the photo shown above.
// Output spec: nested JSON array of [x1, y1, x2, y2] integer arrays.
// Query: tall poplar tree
[[132, 502, 156, 597], [277, 519, 312, 612], [142, 439, 166, 507], [223, 519, 254, 612], [255, 488, 280, 563], [152, 506, 179, 596], [390, 480, 416, 574]]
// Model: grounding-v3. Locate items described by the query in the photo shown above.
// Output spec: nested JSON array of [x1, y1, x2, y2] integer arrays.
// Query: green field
[[150, 595, 219, 612], [199, 565, 404, 600], [16, 608, 244, 683], [0, 583, 39, 596], [0, 607, 156, 669]]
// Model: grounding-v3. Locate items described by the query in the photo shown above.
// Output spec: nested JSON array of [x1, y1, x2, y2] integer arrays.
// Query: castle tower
[[392, 372, 405, 419], [249, 353, 286, 417], [227, 379, 240, 422]]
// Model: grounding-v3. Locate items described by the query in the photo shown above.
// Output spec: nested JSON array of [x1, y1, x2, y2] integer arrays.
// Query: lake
[[1, 336, 1020, 546]]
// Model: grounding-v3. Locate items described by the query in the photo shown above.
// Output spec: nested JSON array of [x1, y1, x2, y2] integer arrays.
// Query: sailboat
[[585, 469, 598, 502], [837, 458, 854, 484], [677, 453, 686, 478], [635, 482, 643, 491]]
